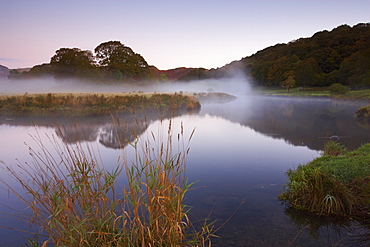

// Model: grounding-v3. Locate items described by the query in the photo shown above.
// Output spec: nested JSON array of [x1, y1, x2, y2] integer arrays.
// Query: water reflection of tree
[[98, 116, 149, 149], [2, 108, 199, 150], [203, 96, 370, 151], [284, 206, 370, 246]]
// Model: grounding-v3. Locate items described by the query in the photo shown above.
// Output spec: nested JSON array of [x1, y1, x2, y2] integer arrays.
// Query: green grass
[[253, 86, 370, 99], [335, 89, 370, 100], [252, 86, 332, 97], [0, 121, 214, 246], [280, 141, 370, 217]]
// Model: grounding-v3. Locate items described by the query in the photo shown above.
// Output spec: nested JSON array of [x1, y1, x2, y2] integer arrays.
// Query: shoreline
[[0, 92, 201, 117]]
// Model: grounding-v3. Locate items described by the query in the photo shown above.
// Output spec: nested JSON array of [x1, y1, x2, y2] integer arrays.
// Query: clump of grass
[[356, 105, 370, 119], [0, 121, 213, 246], [279, 142, 370, 217], [322, 140, 347, 156]]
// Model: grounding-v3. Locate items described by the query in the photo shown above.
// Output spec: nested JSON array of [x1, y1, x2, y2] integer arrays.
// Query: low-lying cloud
[[0, 73, 251, 97]]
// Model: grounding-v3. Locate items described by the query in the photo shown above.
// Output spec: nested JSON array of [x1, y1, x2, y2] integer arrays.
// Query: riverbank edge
[[279, 142, 370, 220], [0, 92, 201, 117], [251, 86, 370, 101]]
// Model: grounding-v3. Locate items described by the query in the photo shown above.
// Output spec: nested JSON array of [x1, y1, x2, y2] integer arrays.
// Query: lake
[[1, 94, 370, 246]]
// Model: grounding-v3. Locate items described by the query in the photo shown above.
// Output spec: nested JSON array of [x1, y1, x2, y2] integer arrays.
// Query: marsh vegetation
[[280, 141, 370, 218], [2, 95, 370, 246], [0, 92, 200, 117], [1, 121, 214, 246]]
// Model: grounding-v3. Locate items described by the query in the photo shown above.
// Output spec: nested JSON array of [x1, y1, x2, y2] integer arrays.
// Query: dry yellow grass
[[0, 92, 201, 117]]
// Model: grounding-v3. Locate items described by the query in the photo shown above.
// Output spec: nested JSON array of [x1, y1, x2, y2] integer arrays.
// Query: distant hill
[[214, 23, 370, 87], [10, 23, 370, 87], [149, 66, 196, 81], [0, 65, 9, 78]]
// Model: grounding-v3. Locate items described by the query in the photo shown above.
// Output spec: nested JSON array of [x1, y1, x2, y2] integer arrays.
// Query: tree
[[159, 74, 168, 82], [94, 41, 149, 80], [8, 69, 22, 79], [294, 58, 322, 86], [337, 48, 370, 86], [281, 71, 296, 93], [51, 48, 95, 67], [50, 48, 95, 78]]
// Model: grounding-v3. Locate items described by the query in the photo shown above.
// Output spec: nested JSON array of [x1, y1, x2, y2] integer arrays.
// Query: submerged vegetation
[[0, 92, 201, 117], [280, 141, 370, 218], [0, 121, 214, 246]]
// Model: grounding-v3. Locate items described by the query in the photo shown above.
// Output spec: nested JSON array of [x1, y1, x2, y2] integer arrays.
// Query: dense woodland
[[5, 23, 370, 88], [180, 23, 370, 88]]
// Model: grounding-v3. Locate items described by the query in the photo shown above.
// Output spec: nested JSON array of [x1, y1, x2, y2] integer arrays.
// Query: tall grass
[[279, 142, 370, 217], [0, 120, 213, 246], [0, 92, 201, 117]]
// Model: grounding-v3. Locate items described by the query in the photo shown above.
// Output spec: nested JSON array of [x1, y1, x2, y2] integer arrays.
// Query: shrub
[[329, 83, 349, 95], [356, 105, 370, 119], [322, 141, 346, 156]]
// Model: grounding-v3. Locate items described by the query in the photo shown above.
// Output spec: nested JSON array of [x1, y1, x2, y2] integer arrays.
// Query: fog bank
[[0, 74, 251, 97]]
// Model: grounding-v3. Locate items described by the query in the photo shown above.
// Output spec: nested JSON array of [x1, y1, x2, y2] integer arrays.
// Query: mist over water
[[2, 75, 370, 246], [0, 73, 251, 97]]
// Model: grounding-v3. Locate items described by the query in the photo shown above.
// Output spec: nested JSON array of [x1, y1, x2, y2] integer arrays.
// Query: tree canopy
[[11, 41, 151, 82], [50, 48, 96, 78], [241, 23, 370, 87], [94, 41, 149, 80]]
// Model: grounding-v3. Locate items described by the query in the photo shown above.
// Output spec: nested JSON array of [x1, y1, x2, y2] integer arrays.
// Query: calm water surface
[[1, 95, 370, 246]]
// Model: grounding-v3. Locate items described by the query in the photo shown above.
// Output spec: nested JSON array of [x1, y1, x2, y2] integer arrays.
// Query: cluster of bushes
[[279, 141, 370, 218]]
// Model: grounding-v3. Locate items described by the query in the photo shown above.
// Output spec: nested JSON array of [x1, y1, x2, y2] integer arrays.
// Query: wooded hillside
[[236, 23, 370, 87], [5, 23, 370, 87]]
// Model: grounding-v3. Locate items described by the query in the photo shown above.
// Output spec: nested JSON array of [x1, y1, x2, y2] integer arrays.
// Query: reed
[[0, 120, 213, 246]]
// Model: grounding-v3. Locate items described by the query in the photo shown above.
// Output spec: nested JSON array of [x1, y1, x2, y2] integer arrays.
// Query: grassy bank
[[252, 86, 331, 97], [0, 92, 201, 117], [279, 141, 370, 218], [253, 86, 370, 100]]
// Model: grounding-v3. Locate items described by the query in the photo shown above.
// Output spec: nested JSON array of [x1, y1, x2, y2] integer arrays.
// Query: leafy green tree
[[159, 74, 168, 82], [337, 48, 370, 86], [94, 41, 149, 80], [294, 58, 322, 86], [50, 48, 95, 78], [28, 64, 53, 77], [281, 71, 296, 92], [267, 56, 298, 86]]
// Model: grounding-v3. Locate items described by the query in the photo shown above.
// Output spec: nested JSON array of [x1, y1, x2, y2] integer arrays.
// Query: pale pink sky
[[1, 0, 369, 70]]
